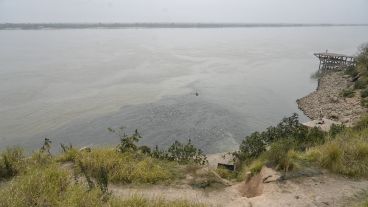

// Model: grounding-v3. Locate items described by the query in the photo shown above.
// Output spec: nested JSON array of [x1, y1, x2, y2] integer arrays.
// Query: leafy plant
[[233, 113, 310, 163], [167, 139, 207, 165], [108, 127, 142, 153]]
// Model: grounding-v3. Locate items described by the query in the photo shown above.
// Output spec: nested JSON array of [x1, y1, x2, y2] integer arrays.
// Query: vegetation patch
[[341, 88, 356, 98], [75, 149, 179, 184], [306, 128, 368, 177]]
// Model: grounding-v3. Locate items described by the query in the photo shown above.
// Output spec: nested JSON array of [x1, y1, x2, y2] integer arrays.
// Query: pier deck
[[314, 52, 355, 70]]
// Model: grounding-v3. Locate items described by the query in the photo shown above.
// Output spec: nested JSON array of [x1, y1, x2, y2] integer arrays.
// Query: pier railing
[[314, 52, 356, 70]]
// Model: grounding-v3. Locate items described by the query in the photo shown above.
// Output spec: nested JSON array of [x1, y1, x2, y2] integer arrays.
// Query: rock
[[80, 146, 91, 152], [341, 117, 350, 123], [329, 112, 339, 120], [330, 97, 339, 103]]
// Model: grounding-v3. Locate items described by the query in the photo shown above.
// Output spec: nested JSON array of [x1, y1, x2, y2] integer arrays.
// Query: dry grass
[[306, 128, 368, 177], [75, 148, 181, 184], [0, 162, 206, 207], [109, 195, 207, 207]]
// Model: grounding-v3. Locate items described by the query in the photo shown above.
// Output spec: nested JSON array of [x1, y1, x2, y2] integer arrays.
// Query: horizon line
[[1, 22, 367, 30]]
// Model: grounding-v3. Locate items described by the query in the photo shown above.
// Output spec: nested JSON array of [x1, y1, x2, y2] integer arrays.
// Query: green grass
[[74, 149, 180, 184], [358, 199, 368, 207], [0, 146, 25, 180], [215, 167, 237, 180], [306, 128, 368, 177], [0, 164, 105, 207], [0, 164, 205, 207]]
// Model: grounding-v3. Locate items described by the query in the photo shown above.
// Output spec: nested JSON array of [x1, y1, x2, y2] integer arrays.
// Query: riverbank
[[297, 71, 366, 125]]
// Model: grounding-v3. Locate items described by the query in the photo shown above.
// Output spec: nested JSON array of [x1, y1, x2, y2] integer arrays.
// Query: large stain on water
[[35, 95, 249, 153]]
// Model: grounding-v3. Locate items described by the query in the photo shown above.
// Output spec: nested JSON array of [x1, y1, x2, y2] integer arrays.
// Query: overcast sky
[[0, 0, 367, 24]]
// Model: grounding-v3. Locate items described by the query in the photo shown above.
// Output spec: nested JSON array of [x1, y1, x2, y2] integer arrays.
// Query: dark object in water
[[217, 163, 235, 171], [195, 91, 199, 96]]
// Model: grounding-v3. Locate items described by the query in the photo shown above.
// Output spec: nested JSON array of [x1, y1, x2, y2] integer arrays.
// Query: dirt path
[[110, 171, 368, 207]]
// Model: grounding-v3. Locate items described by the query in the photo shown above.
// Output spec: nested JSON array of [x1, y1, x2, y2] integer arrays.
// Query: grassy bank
[[0, 131, 209, 207]]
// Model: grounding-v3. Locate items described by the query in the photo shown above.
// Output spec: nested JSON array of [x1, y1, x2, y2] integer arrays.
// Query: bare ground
[[110, 172, 368, 207]]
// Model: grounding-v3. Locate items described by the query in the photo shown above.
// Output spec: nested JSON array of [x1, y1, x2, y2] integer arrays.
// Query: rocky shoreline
[[297, 71, 366, 125]]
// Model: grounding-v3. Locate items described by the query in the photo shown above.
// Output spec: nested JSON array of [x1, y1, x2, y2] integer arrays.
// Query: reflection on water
[[0, 27, 368, 152]]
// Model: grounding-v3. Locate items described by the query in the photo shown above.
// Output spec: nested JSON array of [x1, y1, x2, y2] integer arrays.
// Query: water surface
[[1, 26, 367, 152]]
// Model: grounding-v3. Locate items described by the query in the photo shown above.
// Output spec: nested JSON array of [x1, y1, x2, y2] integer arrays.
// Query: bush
[[329, 124, 346, 138], [108, 128, 142, 153], [151, 140, 208, 165], [345, 65, 359, 77], [341, 88, 356, 98], [361, 89, 368, 98], [167, 140, 208, 165], [362, 98, 368, 108], [355, 78, 368, 90], [233, 113, 322, 164], [109, 128, 208, 165]]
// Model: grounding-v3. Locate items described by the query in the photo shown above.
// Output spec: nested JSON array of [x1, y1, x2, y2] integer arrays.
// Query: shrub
[[233, 113, 320, 164], [341, 88, 356, 98], [329, 124, 346, 138], [167, 140, 208, 165], [362, 89, 368, 98], [109, 128, 208, 165], [235, 131, 267, 161], [355, 78, 368, 90], [362, 98, 368, 108], [345, 65, 359, 77], [108, 128, 142, 153]]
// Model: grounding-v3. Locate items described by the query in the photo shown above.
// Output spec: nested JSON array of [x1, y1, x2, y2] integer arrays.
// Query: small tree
[[108, 128, 142, 153], [40, 138, 52, 156], [167, 139, 207, 165]]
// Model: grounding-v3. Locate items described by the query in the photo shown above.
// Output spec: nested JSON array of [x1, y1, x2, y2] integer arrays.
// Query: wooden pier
[[314, 52, 356, 70]]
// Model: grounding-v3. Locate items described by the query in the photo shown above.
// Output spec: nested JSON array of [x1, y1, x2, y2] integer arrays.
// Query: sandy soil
[[110, 167, 368, 207]]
